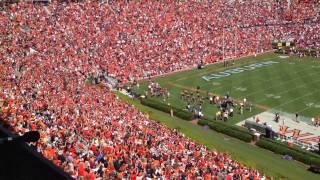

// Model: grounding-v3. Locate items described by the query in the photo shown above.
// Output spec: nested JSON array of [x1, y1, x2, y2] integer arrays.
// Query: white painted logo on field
[[279, 56, 289, 59], [202, 61, 279, 81]]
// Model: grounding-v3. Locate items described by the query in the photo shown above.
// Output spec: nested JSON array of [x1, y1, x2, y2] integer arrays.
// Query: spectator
[[0, 0, 319, 179]]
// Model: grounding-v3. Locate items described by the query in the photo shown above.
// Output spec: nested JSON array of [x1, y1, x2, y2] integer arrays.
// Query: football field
[[137, 53, 320, 125], [124, 52, 320, 179]]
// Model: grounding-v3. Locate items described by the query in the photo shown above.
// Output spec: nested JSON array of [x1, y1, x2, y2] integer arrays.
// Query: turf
[[136, 53, 320, 125], [115, 91, 320, 180]]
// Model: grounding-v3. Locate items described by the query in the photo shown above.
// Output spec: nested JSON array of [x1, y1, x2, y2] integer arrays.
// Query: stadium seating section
[[0, 0, 319, 179]]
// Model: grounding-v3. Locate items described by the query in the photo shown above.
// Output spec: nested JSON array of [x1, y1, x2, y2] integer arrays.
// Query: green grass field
[[122, 52, 320, 179], [115, 91, 320, 180], [136, 53, 320, 125]]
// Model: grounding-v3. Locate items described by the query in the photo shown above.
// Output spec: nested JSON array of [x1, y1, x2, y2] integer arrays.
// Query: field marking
[[296, 106, 313, 114], [298, 102, 320, 114], [176, 57, 316, 84], [165, 77, 320, 117], [174, 58, 275, 82], [253, 76, 320, 105], [191, 64, 318, 94], [197, 66, 320, 102], [244, 70, 320, 99], [162, 59, 320, 117], [139, 51, 275, 82], [271, 89, 320, 110], [237, 66, 320, 97], [234, 65, 319, 90], [201, 61, 280, 81]]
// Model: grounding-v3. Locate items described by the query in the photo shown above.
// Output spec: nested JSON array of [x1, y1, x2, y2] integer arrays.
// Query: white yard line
[[253, 76, 320, 106], [296, 106, 313, 114], [271, 89, 320, 110], [244, 70, 320, 98], [296, 101, 320, 115]]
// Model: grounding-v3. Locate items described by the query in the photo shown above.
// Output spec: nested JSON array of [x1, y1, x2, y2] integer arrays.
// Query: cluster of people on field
[[0, 0, 320, 179], [214, 94, 236, 121], [209, 93, 252, 121], [180, 88, 251, 121], [181, 88, 205, 118], [146, 81, 169, 100]]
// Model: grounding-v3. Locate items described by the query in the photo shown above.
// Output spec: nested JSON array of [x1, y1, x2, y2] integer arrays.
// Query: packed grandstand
[[0, 0, 319, 179]]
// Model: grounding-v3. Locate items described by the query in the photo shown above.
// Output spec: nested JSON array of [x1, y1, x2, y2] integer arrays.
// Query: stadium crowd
[[0, 0, 319, 179]]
